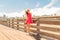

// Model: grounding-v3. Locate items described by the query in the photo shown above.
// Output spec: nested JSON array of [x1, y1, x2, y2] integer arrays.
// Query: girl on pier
[[24, 9, 33, 33]]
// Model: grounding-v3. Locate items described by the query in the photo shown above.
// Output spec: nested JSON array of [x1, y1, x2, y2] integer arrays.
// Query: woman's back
[[25, 12, 33, 24]]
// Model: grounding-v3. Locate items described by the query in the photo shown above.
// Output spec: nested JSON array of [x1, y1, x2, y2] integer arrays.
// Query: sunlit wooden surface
[[0, 24, 47, 40]]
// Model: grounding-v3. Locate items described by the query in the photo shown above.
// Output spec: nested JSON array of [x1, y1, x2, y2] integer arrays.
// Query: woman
[[24, 9, 33, 33]]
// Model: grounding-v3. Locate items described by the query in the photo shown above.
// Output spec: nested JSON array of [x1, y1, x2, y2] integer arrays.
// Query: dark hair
[[26, 11, 28, 15], [25, 9, 30, 15]]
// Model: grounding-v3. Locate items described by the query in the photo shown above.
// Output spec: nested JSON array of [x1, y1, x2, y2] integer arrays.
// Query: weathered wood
[[17, 19, 19, 30], [12, 19, 14, 28], [8, 19, 10, 27], [40, 20, 60, 25], [40, 32, 60, 40], [41, 26, 60, 33], [40, 16, 60, 18], [0, 24, 35, 40], [0, 16, 60, 40]]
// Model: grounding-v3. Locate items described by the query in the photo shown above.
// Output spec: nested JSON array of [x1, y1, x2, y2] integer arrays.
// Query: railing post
[[12, 18, 14, 28], [17, 19, 19, 30], [8, 19, 10, 27], [23, 15, 26, 32], [36, 18, 40, 40], [6, 19, 8, 26]]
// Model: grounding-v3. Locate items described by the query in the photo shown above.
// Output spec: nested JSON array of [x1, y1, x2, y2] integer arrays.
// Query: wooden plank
[[0, 24, 35, 40], [40, 20, 60, 25], [40, 32, 60, 40], [0, 32, 10, 40], [40, 16, 60, 18], [30, 29, 37, 33], [14, 24, 25, 26], [41, 26, 60, 33], [17, 19, 25, 22], [29, 28, 60, 40], [12, 19, 14, 28]]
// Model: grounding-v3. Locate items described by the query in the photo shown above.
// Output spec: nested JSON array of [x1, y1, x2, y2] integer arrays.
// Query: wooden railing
[[0, 16, 60, 40]]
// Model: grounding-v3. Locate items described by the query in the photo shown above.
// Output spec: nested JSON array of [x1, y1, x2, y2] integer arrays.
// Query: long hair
[[25, 9, 30, 15], [26, 11, 28, 15]]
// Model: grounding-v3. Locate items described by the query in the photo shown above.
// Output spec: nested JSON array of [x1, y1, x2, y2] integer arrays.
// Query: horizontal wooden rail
[[40, 20, 60, 25], [40, 31, 60, 39], [0, 16, 60, 40]]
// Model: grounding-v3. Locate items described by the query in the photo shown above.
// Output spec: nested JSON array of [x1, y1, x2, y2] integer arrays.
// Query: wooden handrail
[[0, 16, 60, 40]]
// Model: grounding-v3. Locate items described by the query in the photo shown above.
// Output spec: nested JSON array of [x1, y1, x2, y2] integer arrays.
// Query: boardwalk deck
[[0, 24, 35, 40], [0, 24, 47, 40]]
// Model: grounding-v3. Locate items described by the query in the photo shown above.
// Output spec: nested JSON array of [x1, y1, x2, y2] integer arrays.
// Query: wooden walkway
[[0, 24, 47, 40], [0, 24, 36, 40]]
